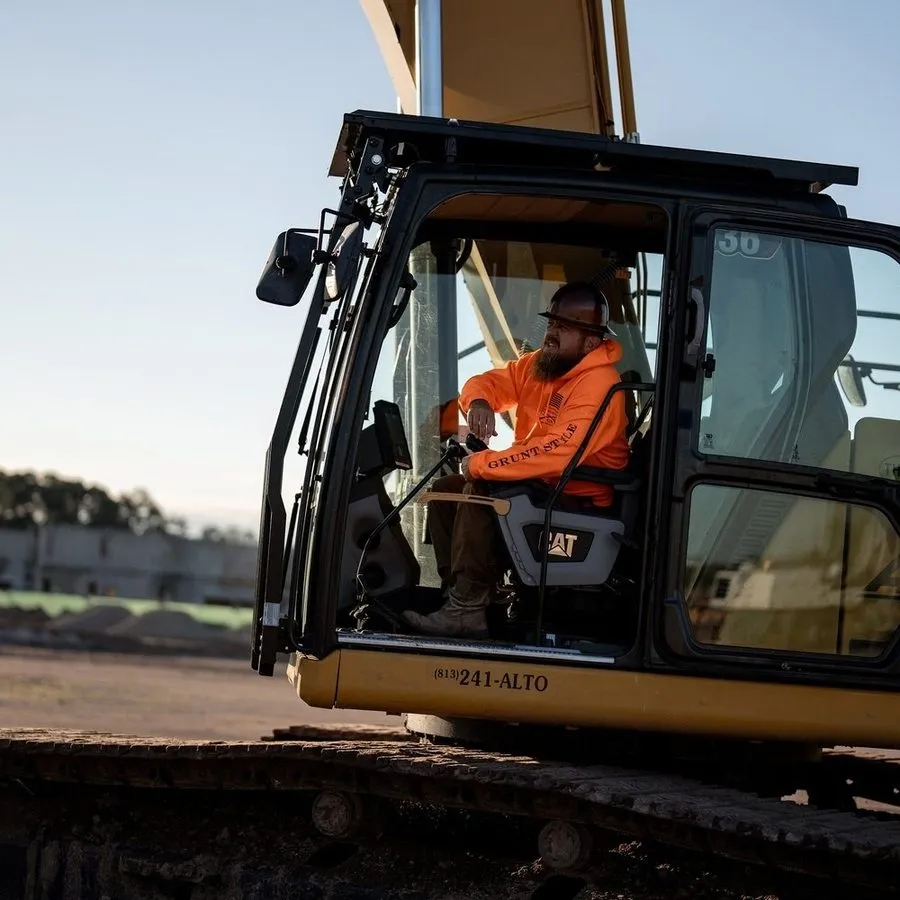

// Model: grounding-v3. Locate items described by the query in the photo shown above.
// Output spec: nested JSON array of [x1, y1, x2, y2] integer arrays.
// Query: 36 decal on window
[[715, 230, 783, 260]]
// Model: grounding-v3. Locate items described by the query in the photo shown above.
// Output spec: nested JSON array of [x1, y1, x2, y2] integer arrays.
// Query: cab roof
[[330, 110, 858, 195]]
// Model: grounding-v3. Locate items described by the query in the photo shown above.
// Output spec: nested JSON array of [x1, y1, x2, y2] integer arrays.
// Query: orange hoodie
[[461, 341, 629, 507]]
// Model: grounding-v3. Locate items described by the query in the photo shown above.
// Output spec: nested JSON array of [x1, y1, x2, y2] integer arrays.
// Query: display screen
[[374, 400, 412, 471]]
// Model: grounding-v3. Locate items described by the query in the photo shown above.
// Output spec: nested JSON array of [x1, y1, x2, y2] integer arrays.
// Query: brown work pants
[[426, 474, 503, 607], [426, 474, 602, 606]]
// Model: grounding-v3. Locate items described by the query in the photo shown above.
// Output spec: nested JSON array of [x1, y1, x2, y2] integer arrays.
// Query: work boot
[[402, 591, 489, 639]]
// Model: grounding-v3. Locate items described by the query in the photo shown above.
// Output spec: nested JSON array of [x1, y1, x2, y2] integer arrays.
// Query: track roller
[[311, 790, 365, 839], [537, 820, 594, 871]]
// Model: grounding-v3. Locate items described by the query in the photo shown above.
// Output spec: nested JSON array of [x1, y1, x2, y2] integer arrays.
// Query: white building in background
[[0, 524, 257, 605]]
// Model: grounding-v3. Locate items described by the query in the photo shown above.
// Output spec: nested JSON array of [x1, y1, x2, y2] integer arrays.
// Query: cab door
[[655, 209, 900, 685], [251, 222, 377, 675]]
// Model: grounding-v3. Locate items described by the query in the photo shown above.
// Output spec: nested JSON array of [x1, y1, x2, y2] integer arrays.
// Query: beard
[[532, 343, 581, 381]]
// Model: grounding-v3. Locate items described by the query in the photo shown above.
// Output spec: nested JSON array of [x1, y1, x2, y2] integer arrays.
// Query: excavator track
[[1, 727, 899, 897]]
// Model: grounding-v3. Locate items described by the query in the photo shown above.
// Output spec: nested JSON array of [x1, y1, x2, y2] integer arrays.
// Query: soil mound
[[220, 625, 249, 645], [106, 609, 215, 641], [0, 607, 52, 630], [47, 605, 133, 634]]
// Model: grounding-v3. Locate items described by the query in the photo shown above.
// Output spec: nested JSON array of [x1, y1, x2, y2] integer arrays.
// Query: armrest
[[417, 492, 512, 516], [572, 465, 641, 491], [486, 479, 551, 496]]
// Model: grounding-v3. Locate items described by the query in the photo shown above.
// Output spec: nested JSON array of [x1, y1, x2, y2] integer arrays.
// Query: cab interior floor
[[344, 585, 636, 653]]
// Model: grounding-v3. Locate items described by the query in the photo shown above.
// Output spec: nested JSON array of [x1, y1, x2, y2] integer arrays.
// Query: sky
[[3, 0, 900, 533]]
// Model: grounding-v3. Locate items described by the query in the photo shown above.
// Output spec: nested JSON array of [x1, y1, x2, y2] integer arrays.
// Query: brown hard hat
[[539, 281, 616, 336]]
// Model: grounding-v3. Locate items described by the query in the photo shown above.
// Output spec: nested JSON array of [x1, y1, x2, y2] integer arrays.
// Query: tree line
[[0, 469, 255, 544]]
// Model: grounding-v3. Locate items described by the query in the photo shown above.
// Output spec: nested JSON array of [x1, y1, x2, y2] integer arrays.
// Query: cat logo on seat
[[547, 531, 578, 558]]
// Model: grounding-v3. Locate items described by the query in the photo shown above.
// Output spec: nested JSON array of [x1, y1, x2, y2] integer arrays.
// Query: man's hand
[[459, 454, 474, 482], [467, 399, 497, 442]]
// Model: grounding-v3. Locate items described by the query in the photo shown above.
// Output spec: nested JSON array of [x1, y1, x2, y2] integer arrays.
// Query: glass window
[[684, 484, 900, 657], [364, 196, 666, 588], [699, 231, 900, 480]]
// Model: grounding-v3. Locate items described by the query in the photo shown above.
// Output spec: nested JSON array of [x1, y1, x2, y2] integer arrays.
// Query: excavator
[[3, 2, 900, 894], [247, 0, 900, 878], [253, 0, 900, 741]]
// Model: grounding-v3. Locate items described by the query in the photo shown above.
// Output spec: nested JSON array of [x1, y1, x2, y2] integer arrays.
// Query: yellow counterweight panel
[[294, 649, 900, 749], [359, 0, 633, 136]]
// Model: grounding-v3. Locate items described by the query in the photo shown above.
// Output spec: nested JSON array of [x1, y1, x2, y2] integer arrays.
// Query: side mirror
[[325, 221, 364, 303], [837, 355, 867, 407], [256, 231, 318, 307]]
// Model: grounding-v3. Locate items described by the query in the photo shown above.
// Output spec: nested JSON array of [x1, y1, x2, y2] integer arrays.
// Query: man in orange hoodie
[[402, 281, 630, 638]]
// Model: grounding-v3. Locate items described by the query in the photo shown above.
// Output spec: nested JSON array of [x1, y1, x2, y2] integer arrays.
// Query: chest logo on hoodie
[[539, 391, 564, 426]]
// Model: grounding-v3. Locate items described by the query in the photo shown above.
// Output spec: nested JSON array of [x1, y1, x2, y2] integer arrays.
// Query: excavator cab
[[250, 109, 900, 748], [331, 183, 660, 654]]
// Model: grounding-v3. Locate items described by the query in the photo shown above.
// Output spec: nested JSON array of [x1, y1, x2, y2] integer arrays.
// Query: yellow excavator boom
[[359, 0, 637, 138]]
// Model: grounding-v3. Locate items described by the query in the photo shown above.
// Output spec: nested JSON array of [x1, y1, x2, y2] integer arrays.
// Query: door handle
[[686, 287, 706, 363]]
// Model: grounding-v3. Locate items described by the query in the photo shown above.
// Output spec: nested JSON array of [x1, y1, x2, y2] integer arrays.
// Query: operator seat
[[488, 394, 651, 590]]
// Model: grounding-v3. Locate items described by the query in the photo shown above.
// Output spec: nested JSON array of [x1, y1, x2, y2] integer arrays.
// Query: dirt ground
[[0, 645, 396, 740]]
